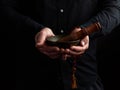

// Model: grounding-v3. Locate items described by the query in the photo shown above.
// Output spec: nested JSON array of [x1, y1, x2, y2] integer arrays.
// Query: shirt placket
[[57, 1, 66, 34]]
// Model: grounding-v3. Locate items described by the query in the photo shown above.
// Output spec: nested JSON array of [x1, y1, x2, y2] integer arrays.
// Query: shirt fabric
[[1, 0, 120, 90]]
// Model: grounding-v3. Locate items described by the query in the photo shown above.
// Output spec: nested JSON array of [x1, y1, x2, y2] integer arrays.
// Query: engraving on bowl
[[47, 35, 64, 42]]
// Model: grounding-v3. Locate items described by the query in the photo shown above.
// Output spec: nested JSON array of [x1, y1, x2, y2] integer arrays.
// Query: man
[[1, 0, 120, 90]]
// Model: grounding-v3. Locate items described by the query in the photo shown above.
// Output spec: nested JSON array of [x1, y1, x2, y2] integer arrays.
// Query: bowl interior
[[46, 35, 80, 48]]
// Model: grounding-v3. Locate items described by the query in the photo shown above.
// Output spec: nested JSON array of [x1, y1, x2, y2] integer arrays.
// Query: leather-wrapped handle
[[58, 22, 101, 42]]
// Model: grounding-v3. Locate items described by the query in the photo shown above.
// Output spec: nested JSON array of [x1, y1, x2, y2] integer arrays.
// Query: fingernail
[[81, 41, 85, 46]]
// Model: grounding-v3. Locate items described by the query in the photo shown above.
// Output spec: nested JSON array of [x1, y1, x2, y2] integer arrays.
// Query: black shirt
[[1, 0, 120, 90]]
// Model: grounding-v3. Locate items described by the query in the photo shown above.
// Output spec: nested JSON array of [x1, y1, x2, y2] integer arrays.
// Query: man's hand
[[35, 27, 61, 59], [61, 27, 89, 60]]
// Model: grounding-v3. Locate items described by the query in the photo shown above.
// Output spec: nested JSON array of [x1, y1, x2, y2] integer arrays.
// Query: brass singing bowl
[[46, 35, 80, 48]]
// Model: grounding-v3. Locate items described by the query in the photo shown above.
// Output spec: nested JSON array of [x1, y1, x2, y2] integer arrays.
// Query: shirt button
[[61, 29, 64, 33], [60, 9, 64, 13]]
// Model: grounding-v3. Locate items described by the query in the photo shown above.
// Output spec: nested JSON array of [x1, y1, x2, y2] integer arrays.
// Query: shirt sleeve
[[1, 0, 45, 34], [81, 0, 120, 36]]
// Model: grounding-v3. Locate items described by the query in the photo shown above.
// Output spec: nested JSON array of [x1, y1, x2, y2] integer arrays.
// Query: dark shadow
[[97, 25, 120, 90]]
